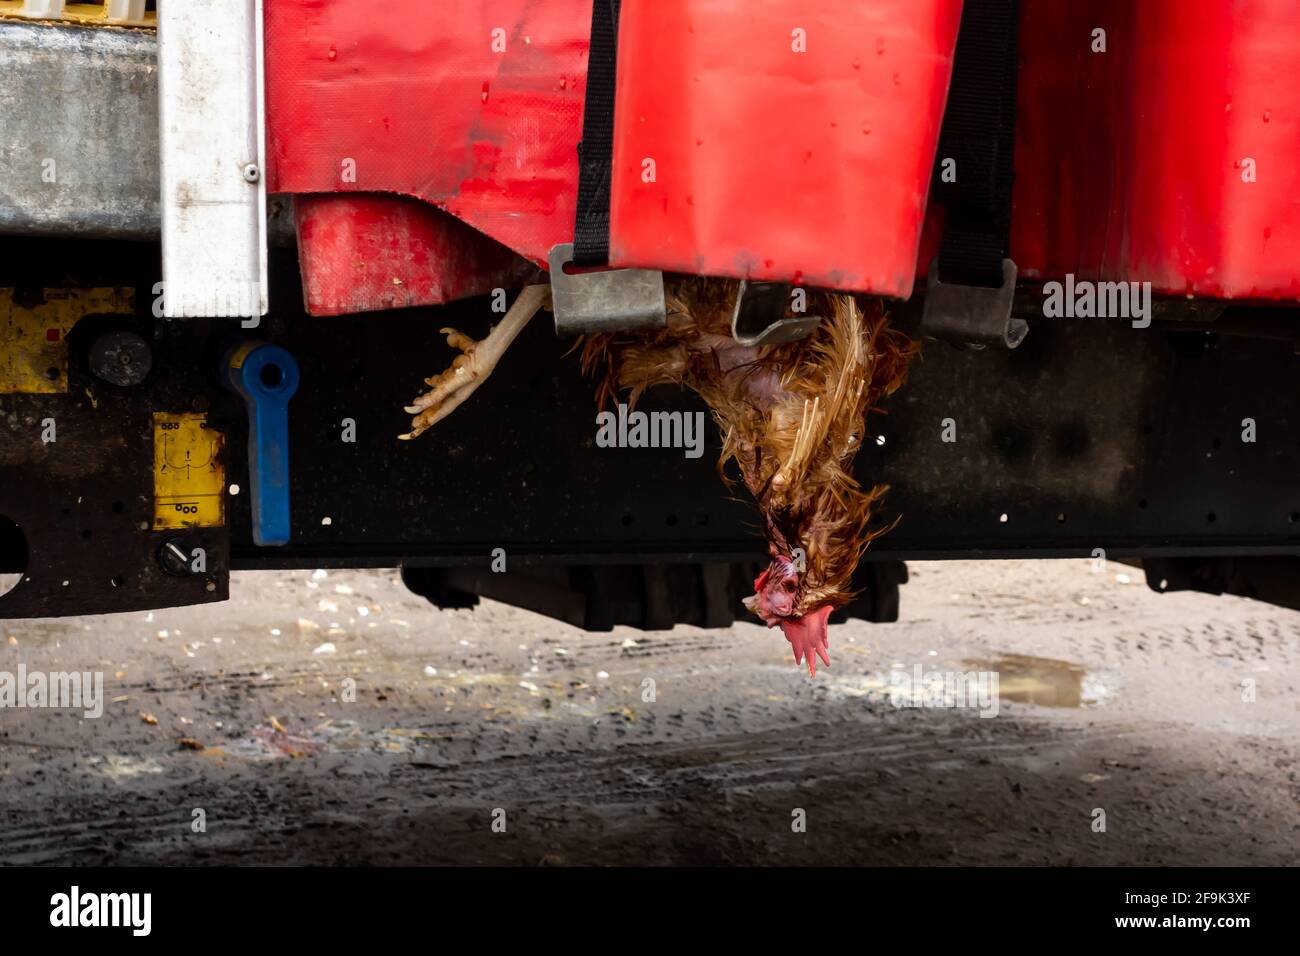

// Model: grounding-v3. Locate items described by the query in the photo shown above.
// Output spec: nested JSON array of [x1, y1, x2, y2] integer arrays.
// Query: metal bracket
[[730, 280, 822, 347], [547, 243, 666, 336], [920, 258, 1026, 350], [159, 0, 267, 319]]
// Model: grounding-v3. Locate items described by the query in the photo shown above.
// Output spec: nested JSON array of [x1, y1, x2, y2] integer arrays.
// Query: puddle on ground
[[964, 653, 1094, 708]]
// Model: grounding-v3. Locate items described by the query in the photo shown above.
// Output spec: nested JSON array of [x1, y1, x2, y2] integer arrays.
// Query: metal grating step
[[0, 0, 156, 29]]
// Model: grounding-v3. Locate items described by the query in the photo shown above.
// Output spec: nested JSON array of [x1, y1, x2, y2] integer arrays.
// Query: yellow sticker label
[[0, 287, 134, 394], [153, 413, 225, 529]]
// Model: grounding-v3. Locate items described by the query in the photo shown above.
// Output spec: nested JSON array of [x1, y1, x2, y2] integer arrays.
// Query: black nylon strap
[[573, 0, 621, 266], [933, 0, 1021, 288]]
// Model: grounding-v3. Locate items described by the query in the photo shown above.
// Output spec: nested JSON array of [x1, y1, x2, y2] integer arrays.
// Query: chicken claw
[[399, 284, 551, 440]]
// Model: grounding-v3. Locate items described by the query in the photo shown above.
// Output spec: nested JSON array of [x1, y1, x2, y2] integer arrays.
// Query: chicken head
[[744, 557, 833, 677]]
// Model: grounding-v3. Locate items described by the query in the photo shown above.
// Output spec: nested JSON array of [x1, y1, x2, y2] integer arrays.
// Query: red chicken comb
[[779, 605, 833, 677]]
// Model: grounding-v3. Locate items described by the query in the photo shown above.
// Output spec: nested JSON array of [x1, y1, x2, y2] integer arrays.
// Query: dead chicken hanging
[[400, 279, 917, 675]]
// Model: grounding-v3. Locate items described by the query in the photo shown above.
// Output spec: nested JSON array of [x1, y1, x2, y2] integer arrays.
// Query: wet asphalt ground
[[0, 558, 1296, 865]]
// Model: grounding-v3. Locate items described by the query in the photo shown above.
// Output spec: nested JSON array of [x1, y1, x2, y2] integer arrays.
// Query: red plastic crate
[[608, 0, 964, 297]]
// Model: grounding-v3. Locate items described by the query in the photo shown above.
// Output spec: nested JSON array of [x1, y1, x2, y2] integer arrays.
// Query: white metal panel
[[159, 0, 267, 319]]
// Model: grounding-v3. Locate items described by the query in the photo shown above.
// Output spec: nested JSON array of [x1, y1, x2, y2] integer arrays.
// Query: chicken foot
[[399, 283, 551, 440]]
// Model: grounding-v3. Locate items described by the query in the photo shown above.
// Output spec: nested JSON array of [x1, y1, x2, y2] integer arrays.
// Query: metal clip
[[547, 243, 666, 336], [920, 258, 1026, 350], [730, 280, 822, 347]]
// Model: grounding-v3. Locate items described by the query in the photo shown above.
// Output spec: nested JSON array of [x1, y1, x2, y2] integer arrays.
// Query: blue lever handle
[[224, 342, 300, 546]]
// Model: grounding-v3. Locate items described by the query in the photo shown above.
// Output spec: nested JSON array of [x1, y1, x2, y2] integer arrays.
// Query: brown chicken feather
[[403, 275, 917, 675], [581, 277, 917, 672]]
